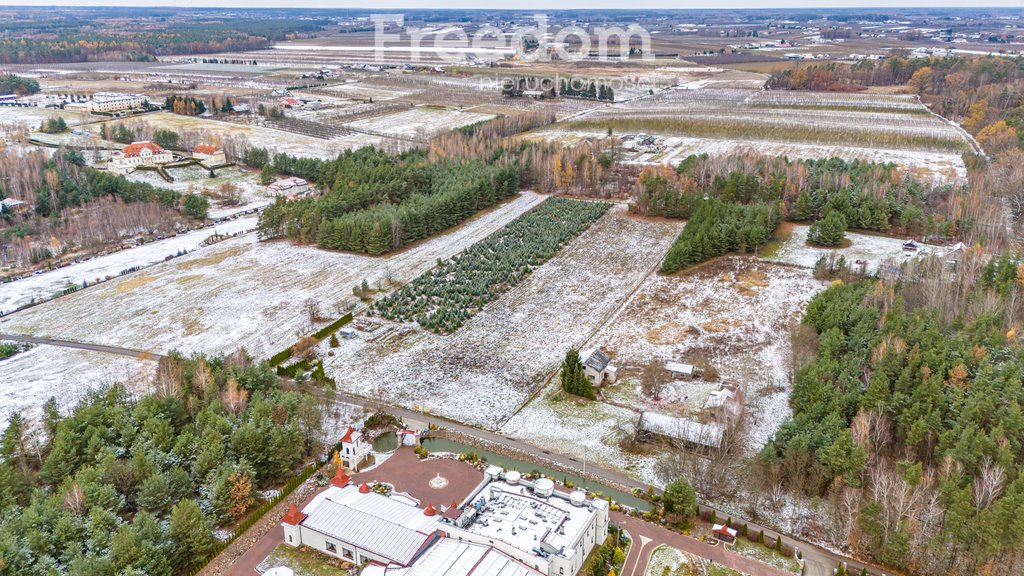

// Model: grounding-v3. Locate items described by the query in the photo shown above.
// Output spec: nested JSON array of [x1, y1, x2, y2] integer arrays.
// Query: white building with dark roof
[[580, 348, 617, 385]]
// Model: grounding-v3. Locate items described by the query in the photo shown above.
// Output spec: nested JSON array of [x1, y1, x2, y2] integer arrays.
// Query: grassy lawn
[[257, 543, 353, 576], [707, 565, 744, 576], [729, 538, 801, 574], [644, 545, 698, 576]]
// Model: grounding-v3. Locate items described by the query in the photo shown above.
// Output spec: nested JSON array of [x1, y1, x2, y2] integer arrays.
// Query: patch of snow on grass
[[326, 207, 682, 428], [0, 345, 156, 427]]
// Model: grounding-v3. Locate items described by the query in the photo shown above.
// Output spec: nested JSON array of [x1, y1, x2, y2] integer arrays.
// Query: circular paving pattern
[[429, 473, 449, 489]]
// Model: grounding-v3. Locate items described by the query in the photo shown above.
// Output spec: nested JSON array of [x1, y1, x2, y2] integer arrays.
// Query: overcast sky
[[5, 0, 1024, 9]]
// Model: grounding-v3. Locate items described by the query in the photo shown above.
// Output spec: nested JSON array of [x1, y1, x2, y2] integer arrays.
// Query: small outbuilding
[[665, 361, 697, 380], [712, 523, 737, 543]]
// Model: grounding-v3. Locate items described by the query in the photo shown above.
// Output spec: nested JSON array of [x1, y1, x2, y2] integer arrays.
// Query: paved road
[[2, 335, 877, 576], [615, 512, 793, 576], [332, 391, 888, 576], [0, 333, 164, 361]]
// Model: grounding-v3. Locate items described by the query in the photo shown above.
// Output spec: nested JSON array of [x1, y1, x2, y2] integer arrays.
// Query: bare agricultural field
[[313, 80, 419, 101], [0, 106, 96, 129], [531, 127, 967, 184], [502, 257, 823, 486], [536, 86, 971, 182], [0, 192, 547, 359], [593, 257, 824, 450], [103, 112, 384, 159], [0, 345, 156, 428], [323, 206, 683, 428], [345, 106, 494, 139]]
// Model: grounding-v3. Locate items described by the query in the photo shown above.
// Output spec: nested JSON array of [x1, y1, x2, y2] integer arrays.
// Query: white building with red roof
[[192, 144, 226, 166], [339, 426, 372, 469], [107, 141, 174, 175]]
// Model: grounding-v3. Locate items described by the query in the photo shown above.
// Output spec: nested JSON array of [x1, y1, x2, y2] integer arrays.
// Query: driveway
[[225, 449, 797, 576]]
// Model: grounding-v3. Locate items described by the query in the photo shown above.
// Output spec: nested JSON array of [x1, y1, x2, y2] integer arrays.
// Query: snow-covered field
[[105, 112, 384, 159], [324, 207, 682, 428], [0, 106, 95, 129], [124, 165, 273, 218], [0, 193, 545, 358], [530, 128, 967, 184], [0, 345, 156, 428], [502, 256, 823, 486], [345, 107, 494, 139], [0, 216, 257, 314], [765, 224, 943, 273], [593, 257, 824, 450]]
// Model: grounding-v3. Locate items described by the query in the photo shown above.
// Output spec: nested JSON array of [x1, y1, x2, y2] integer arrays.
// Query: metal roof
[[301, 486, 436, 566], [581, 348, 611, 373], [639, 411, 724, 449], [390, 539, 544, 576], [665, 362, 695, 375]]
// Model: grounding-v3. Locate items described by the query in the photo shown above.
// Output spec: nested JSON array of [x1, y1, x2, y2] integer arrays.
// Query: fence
[[184, 457, 326, 576]]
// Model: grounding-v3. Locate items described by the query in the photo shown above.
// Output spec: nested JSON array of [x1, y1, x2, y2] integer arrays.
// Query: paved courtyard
[[225, 447, 791, 576]]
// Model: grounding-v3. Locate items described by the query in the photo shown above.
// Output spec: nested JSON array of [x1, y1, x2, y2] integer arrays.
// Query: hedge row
[[184, 457, 325, 576]]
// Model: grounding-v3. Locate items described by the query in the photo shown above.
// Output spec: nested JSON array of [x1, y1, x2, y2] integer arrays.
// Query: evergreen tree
[[260, 163, 276, 185], [168, 499, 214, 571], [807, 210, 847, 247], [662, 478, 697, 528]]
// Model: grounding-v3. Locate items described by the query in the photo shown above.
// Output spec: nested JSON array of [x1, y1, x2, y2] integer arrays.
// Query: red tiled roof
[[330, 468, 351, 488], [282, 503, 307, 526], [340, 426, 356, 444], [120, 141, 166, 157], [359, 482, 371, 494], [193, 144, 219, 155]]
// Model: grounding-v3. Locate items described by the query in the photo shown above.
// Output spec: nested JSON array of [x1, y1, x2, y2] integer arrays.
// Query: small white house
[[580, 348, 618, 385], [338, 426, 371, 469]]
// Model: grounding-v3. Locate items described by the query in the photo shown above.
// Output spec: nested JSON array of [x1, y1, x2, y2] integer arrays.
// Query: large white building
[[283, 465, 609, 576], [107, 141, 174, 175], [65, 92, 147, 114]]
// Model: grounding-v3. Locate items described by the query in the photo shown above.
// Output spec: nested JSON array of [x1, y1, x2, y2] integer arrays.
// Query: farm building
[[702, 381, 743, 424], [338, 327, 357, 339], [268, 176, 310, 199], [580, 348, 618, 385], [192, 144, 226, 165], [665, 362, 697, 380], [283, 464, 608, 576], [637, 411, 726, 451], [107, 141, 173, 175], [338, 426, 371, 469]]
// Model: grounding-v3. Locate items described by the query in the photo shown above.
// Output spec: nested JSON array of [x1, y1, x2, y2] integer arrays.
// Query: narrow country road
[[333, 391, 887, 576], [0, 333, 164, 361], [1, 333, 880, 576]]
